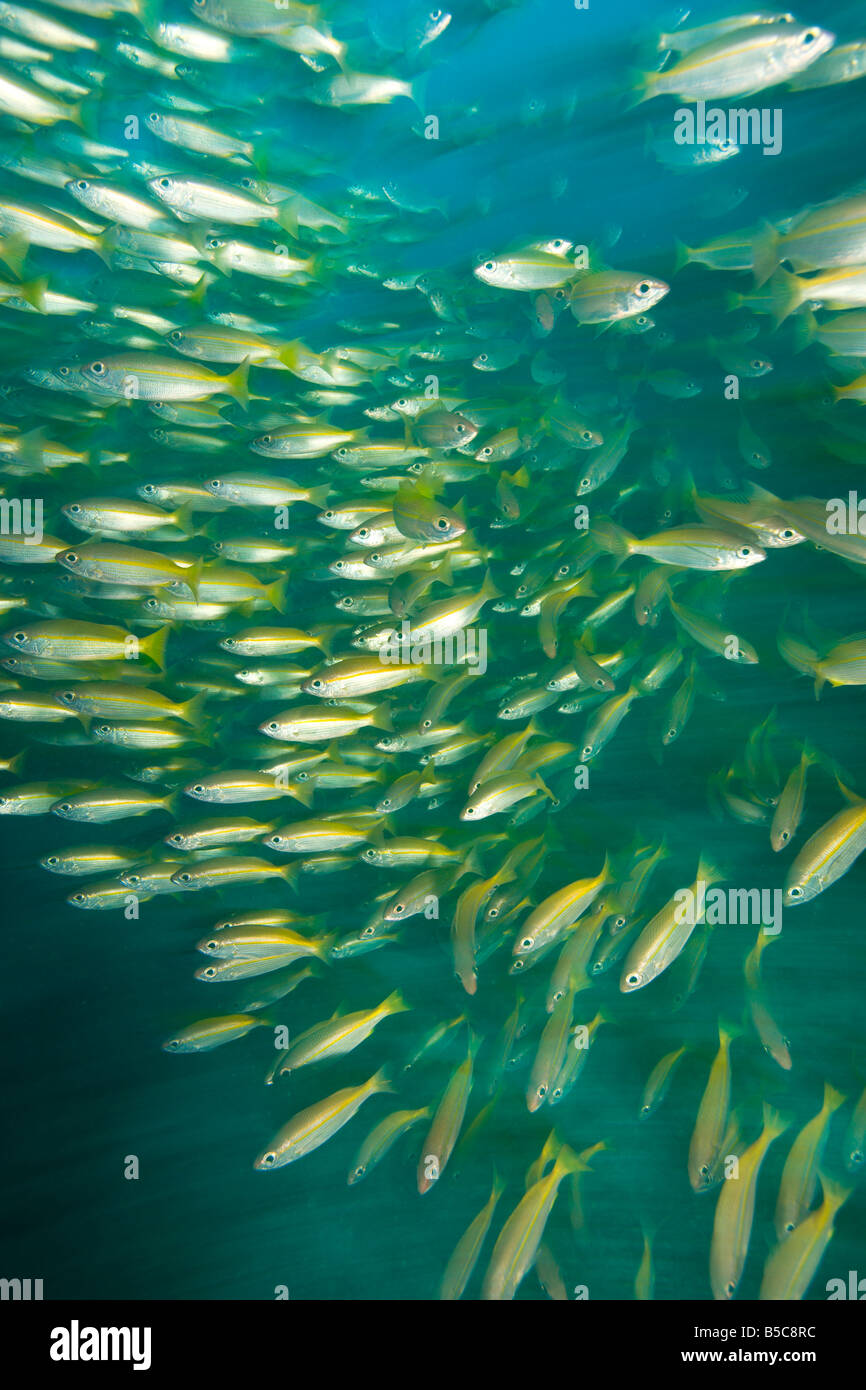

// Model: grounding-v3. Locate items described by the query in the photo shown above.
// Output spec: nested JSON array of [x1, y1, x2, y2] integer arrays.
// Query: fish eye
[[700, 1165, 709, 1178], [169, 330, 183, 342], [803, 28, 817, 43], [581, 430, 593, 442], [158, 177, 171, 190], [125, 875, 141, 887], [46, 856, 59, 866], [779, 830, 789, 842], [58, 365, 70, 376], [456, 423, 467, 433], [267, 722, 278, 732], [738, 546, 752, 557], [310, 678, 324, 690], [260, 1152, 276, 1166], [67, 503, 81, 513], [56, 803, 71, 814], [789, 885, 803, 897], [464, 806, 476, 815], [168, 833, 182, 845], [259, 436, 271, 446], [637, 282, 651, 295], [851, 1150, 863, 1167], [477, 353, 488, 362], [75, 179, 89, 191], [483, 261, 495, 271], [780, 528, 794, 539], [96, 724, 110, 734], [178, 872, 191, 883], [580, 478, 591, 489], [392, 903, 405, 914], [89, 361, 106, 376], [192, 784, 205, 794], [71, 893, 85, 903], [145, 598, 159, 610], [626, 972, 639, 987], [363, 848, 376, 859], [435, 516, 450, 530], [148, 111, 160, 121], [520, 937, 532, 950], [207, 479, 221, 489], [12, 632, 25, 642]]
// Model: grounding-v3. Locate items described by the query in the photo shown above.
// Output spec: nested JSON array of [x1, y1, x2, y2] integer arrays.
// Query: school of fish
[[1, 0, 865, 1299]]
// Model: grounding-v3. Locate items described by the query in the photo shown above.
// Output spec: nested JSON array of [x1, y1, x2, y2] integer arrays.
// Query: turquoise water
[[1, 0, 866, 1302]]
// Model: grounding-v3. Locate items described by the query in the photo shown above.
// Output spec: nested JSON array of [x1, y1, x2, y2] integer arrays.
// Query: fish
[[254, 1069, 393, 1170], [759, 1172, 852, 1300], [688, 1022, 741, 1193], [440, 1173, 505, 1300], [775, 1083, 846, 1238], [709, 1103, 789, 1300], [417, 1033, 480, 1193], [481, 1140, 587, 1300]]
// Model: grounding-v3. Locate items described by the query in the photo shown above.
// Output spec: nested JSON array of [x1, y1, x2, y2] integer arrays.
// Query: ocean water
[[1, 0, 866, 1304]]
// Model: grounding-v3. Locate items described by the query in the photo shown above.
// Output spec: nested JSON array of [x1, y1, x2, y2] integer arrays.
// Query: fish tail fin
[[371, 704, 393, 732], [0, 234, 28, 280], [792, 306, 818, 354], [751, 220, 779, 288], [725, 290, 744, 314], [384, 988, 411, 1015], [696, 853, 725, 887], [307, 483, 331, 510], [767, 269, 801, 328], [623, 67, 654, 110], [250, 136, 269, 177], [817, 1169, 854, 1214], [19, 276, 48, 312], [554, 1142, 590, 1177], [287, 777, 313, 809], [267, 576, 289, 613], [142, 623, 170, 671], [481, 568, 501, 601], [274, 198, 299, 239], [410, 71, 430, 115], [672, 238, 691, 275], [718, 1017, 745, 1049], [761, 1102, 790, 1140], [823, 1082, 846, 1115], [590, 516, 634, 565], [372, 1065, 396, 1093], [278, 861, 301, 892], [224, 357, 250, 409], [178, 690, 207, 726]]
